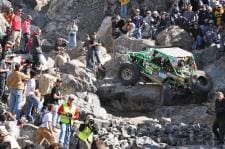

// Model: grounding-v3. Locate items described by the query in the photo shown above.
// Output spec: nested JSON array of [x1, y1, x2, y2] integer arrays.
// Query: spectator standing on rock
[[212, 91, 225, 145], [24, 70, 42, 122], [86, 33, 101, 71], [76, 115, 98, 149], [67, 19, 78, 50], [10, 8, 23, 52], [36, 104, 56, 145], [22, 15, 32, 53], [7, 63, 29, 120], [39, 69, 57, 109], [49, 79, 65, 132], [58, 95, 79, 149], [132, 9, 143, 39], [120, 0, 129, 18], [30, 28, 45, 69]]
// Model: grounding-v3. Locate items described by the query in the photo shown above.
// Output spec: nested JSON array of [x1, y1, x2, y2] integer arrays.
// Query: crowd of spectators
[[115, 0, 225, 51]]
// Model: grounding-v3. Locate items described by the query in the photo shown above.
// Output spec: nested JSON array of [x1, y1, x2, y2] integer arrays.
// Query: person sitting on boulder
[[54, 47, 70, 70], [54, 38, 68, 52]]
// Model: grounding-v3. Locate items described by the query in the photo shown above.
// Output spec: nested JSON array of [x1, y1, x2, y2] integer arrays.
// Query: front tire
[[190, 70, 213, 93], [118, 63, 140, 86]]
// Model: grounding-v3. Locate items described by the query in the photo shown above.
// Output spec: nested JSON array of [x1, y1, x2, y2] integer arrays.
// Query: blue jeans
[[59, 123, 71, 148], [192, 36, 203, 51], [68, 32, 77, 49], [133, 28, 142, 39], [120, 5, 127, 18], [52, 105, 59, 127], [25, 95, 42, 122], [9, 89, 23, 120]]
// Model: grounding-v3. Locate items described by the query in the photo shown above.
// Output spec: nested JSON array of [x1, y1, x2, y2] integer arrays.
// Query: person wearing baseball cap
[[58, 94, 79, 148]]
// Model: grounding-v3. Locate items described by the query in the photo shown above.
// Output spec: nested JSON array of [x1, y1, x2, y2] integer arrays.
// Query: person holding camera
[[58, 95, 79, 149], [77, 115, 98, 149]]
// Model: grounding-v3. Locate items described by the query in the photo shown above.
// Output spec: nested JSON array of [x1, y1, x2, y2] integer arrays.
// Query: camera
[[66, 113, 73, 118]]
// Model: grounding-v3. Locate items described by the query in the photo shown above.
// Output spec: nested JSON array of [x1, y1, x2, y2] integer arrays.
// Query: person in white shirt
[[24, 70, 42, 122], [67, 19, 78, 50], [36, 104, 56, 145]]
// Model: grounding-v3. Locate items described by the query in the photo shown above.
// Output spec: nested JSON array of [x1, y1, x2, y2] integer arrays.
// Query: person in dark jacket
[[31, 28, 42, 69], [86, 33, 101, 71], [212, 91, 225, 144], [191, 23, 204, 50]]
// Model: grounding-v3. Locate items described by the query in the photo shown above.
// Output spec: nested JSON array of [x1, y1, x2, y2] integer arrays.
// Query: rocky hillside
[[1, 0, 225, 148]]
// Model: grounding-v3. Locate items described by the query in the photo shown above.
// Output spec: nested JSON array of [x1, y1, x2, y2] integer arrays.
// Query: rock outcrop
[[97, 116, 213, 148], [97, 83, 162, 112], [59, 59, 96, 92], [204, 56, 225, 92], [114, 35, 155, 54], [156, 26, 193, 50]]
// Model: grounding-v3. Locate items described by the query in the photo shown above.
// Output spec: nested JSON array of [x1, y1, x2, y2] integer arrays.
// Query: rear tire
[[190, 70, 213, 93], [118, 63, 140, 86]]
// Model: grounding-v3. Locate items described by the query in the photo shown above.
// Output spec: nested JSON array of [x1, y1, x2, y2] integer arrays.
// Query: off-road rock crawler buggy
[[118, 47, 213, 105]]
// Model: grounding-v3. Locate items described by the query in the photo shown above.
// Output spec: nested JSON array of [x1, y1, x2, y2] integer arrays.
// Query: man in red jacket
[[10, 8, 22, 51]]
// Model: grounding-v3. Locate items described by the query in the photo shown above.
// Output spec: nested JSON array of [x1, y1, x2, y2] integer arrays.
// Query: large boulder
[[156, 26, 193, 50], [96, 16, 113, 51], [17, 124, 38, 148], [68, 45, 111, 65], [59, 59, 98, 92], [204, 56, 225, 91], [153, 103, 215, 126], [24, 0, 51, 11], [97, 83, 162, 112], [193, 45, 223, 69], [60, 73, 97, 93], [114, 35, 155, 54]]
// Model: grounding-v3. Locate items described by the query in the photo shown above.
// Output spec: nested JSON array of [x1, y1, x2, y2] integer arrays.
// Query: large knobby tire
[[118, 63, 140, 86], [160, 84, 174, 106], [190, 70, 213, 93]]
